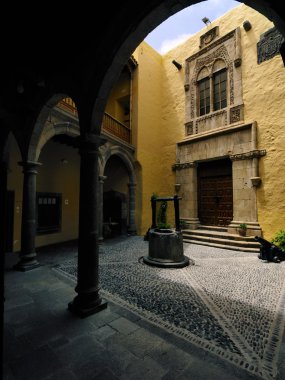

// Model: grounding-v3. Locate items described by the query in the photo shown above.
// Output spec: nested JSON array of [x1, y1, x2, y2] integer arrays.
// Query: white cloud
[[159, 33, 192, 54]]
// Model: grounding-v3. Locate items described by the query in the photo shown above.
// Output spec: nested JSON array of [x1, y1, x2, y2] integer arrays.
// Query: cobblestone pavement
[[53, 236, 285, 380]]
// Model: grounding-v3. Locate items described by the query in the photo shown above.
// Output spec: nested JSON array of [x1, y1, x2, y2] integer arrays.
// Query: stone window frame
[[196, 59, 228, 117], [184, 28, 242, 134]]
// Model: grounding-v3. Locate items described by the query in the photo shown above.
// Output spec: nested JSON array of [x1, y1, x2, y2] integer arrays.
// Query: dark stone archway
[[103, 190, 127, 237]]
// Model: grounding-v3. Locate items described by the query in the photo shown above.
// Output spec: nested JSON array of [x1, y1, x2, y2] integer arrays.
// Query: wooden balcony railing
[[57, 98, 131, 144], [102, 112, 130, 143], [58, 98, 78, 116]]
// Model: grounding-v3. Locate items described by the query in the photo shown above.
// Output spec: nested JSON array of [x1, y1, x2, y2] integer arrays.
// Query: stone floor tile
[[108, 316, 141, 335], [112, 326, 165, 358], [89, 307, 121, 328], [8, 345, 65, 380], [55, 335, 106, 369], [45, 368, 78, 380], [92, 368, 120, 380], [4, 237, 285, 380], [92, 325, 117, 341]]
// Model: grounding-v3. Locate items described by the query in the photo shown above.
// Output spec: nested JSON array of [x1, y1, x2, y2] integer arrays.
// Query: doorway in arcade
[[103, 155, 129, 238]]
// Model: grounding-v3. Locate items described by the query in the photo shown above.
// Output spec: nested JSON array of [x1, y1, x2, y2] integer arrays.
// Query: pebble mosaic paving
[[53, 236, 285, 380]]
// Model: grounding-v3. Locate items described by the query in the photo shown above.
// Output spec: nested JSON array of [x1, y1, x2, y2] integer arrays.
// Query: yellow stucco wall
[[237, 7, 285, 240], [36, 140, 80, 247], [7, 134, 80, 252], [132, 42, 178, 234], [105, 71, 130, 124], [147, 3, 285, 240]]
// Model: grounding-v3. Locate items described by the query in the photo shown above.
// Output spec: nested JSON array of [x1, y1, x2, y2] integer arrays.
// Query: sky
[[145, 0, 240, 54]]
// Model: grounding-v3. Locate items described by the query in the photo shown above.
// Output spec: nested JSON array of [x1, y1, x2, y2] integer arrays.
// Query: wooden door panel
[[198, 175, 233, 226]]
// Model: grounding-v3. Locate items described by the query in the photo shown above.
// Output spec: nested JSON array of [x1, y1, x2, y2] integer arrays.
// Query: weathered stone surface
[[143, 229, 190, 268]]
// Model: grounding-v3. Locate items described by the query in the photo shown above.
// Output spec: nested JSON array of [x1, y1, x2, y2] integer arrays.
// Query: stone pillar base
[[13, 257, 40, 272], [228, 221, 262, 237], [181, 218, 200, 230], [98, 237, 104, 245], [68, 296, 107, 318]]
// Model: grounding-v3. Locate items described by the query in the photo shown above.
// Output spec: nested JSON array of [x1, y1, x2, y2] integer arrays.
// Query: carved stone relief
[[199, 26, 219, 49], [186, 28, 242, 131], [185, 122, 193, 136], [257, 27, 284, 64], [230, 105, 244, 124]]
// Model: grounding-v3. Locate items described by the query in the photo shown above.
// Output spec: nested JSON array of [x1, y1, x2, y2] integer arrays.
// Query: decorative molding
[[196, 109, 227, 123], [229, 64, 234, 105], [190, 79, 195, 119], [195, 45, 231, 69], [186, 29, 236, 63], [185, 121, 193, 136], [199, 26, 219, 49], [172, 162, 197, 171], [190, 45, 234, 117], [230, 105, 244, 124], [257, 27, 284, 64], [178, 122, 253, 146], [230, 150, 266, 161]]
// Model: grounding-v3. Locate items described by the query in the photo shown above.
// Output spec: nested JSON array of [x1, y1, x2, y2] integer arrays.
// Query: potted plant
[[271, 229, 285, 251], [179, 219, 187, 230], [238, 223, 247, 236]]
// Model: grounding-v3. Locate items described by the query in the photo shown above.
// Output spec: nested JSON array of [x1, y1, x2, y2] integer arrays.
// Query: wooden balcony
[[57, 98, 131, 144], [58, 98, 78, 116], [102, 113, 130, 144]]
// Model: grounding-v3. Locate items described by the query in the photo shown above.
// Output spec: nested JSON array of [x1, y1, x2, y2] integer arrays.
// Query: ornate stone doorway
[[198, 159, 233, 226]]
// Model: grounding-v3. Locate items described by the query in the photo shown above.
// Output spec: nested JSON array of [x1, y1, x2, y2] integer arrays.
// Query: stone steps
[[182, 226, 260, 253]]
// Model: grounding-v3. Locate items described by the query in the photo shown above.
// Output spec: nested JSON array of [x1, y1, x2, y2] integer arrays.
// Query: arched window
[[197, 67, 210, 116], [213, 59, 227, 111], [197, 60, 228, 116]]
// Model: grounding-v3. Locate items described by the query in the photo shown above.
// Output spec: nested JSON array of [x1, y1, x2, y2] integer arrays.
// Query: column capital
[[172, 161, 197, 171], [18, 161, 42, 174], [79, 133, 106, 154], [99, 175, 107, 183]]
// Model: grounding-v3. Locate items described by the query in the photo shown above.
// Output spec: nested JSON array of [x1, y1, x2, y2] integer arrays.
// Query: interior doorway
[[5, 190, 14, 252], [103, 190, 127, 238]]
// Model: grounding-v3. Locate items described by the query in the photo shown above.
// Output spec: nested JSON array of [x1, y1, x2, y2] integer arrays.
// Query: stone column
[[0, 160, 7, 374], [175, 162, 200, 229], [0, 161, 8, 255], [68, 134, 107, 317], [98, 175, 107, 243], [228, 152, 262, 237], [14, 161, 41, 271], [128, 183, 136, 234]]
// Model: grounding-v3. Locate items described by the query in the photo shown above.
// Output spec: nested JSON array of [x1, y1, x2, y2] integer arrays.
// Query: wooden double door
[[198, 160, 233, 227]]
